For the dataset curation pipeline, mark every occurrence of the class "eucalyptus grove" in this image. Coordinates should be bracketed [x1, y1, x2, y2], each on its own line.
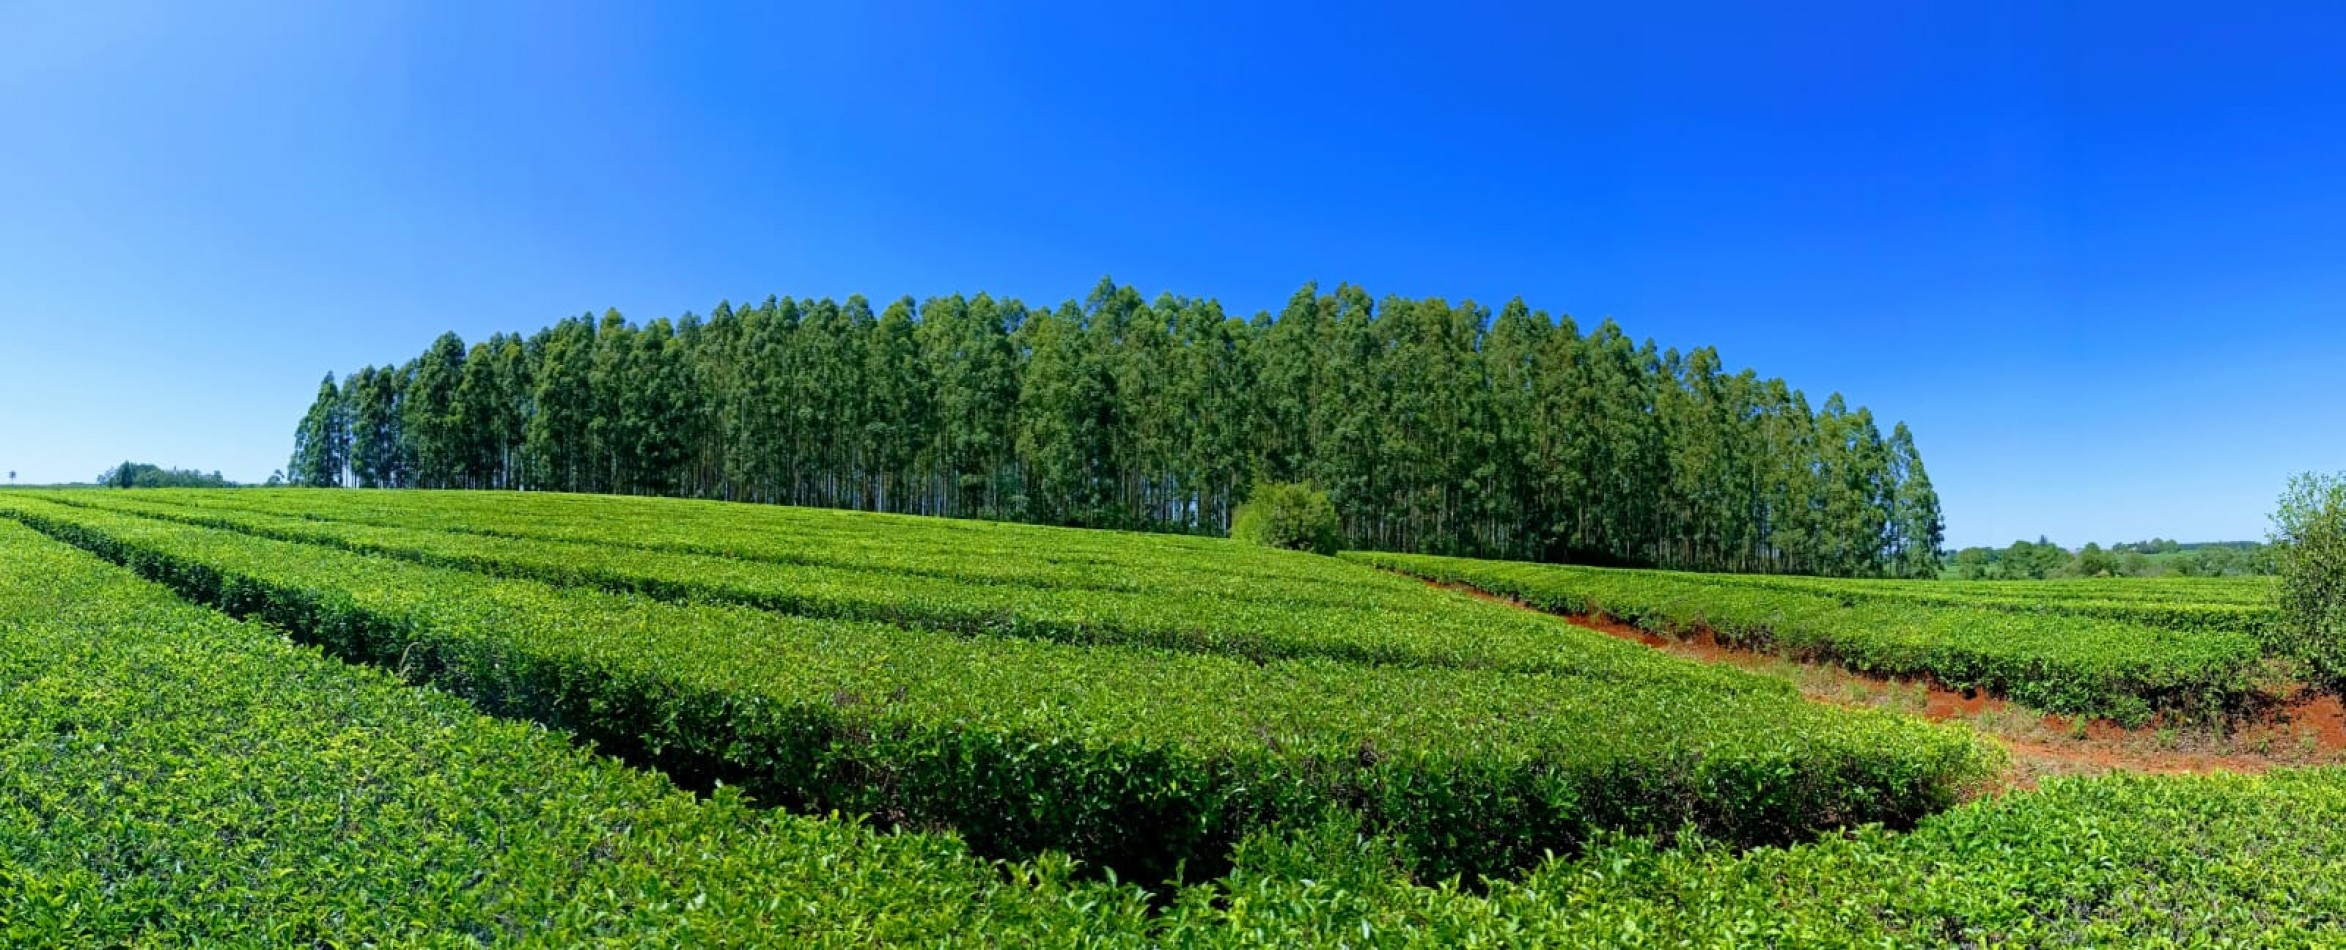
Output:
[289, 278, 1943, 577]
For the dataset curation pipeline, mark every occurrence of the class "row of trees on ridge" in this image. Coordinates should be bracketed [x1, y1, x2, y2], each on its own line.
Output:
[290, 279, 1943, 576]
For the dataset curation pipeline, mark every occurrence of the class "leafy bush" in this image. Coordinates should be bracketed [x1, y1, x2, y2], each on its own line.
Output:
[1231, 481, 1341, 555]
[2271, 472, 2346, 685]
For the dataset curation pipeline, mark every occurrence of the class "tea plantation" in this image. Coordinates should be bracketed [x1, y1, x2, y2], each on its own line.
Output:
[1, 489, 2339, 946]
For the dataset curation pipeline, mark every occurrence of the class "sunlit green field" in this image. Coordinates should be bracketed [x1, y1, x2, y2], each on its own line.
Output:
[1354, 551, 2287, 725]
[1, 488, 2340, 946]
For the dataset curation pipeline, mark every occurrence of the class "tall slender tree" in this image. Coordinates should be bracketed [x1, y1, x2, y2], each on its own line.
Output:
[288, 373, 349, 487]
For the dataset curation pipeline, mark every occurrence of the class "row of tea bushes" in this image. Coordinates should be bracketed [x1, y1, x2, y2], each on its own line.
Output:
[1695, 570, 2278, 635]
[1353, 551, 2284, 725]
[1159, 768, 2346, 946]
[124, 488, 1363, 598]
[0, 495, 1998, 884]
[0, 518, 1156, 946]
[52, 490, 1774, 686]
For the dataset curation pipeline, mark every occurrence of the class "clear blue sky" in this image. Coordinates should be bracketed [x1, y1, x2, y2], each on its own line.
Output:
[2, 1, 2340, 547]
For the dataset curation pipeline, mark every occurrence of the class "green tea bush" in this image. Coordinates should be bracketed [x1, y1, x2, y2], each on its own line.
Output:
[1230, 481, 1341, 555]
[1691, 569, 2280, 635]
[22, 489, 2346, 943]
[52, 489, 1752, 683]
[10, 508, 2346, 943]
[1354, 551, 2281, 725]
[0, 519, 1154, 946]
[1159, 769, 2346, 945]
[0, 494, 1998, 885]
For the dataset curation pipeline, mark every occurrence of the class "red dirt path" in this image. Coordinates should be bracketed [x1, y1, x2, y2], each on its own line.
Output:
[1427, 579, 2346, 790]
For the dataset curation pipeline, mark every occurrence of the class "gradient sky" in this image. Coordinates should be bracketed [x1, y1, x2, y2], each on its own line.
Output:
[2, 1, 2340, 547]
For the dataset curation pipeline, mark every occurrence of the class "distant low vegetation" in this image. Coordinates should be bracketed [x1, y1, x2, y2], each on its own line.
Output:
[95, 462, 236, 489]
[1945, 537, 2276, 579]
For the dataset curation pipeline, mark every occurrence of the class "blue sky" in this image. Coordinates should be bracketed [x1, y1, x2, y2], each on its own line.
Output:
[1, 1, 2340, 547]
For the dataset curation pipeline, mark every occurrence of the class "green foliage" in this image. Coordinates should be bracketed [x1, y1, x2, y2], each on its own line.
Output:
[1947, 537, 2278, 580]
[1356, 551, 2284, 725]
[54, 488, 1689, 679]
[1158, 769, 2346, 945]
[94, 461, 234, 489]
[1701, 567, 2281, 635]
[2075, 541, 2119, 577]
[14, 488, 2346, 940]
[0, 519, 1155, 945]
[1230, 481, 1341, 555]
[2271, 471, 2346, 686]
[2007, 536, 2072, 578]
[286, 280, 1945, 577]
[286, 372, 347, 486]
[0, 491, 1996, 885]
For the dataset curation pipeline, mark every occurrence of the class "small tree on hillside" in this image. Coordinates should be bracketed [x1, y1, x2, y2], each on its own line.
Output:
[2270, 472, 2346, 684]
[1232, 481, 1342, 555]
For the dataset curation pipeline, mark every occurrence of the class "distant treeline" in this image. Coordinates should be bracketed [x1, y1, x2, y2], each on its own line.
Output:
[289, 279, 1943, 577]
[1946, 537, 2276, 579]
[97, 462, 235, 489]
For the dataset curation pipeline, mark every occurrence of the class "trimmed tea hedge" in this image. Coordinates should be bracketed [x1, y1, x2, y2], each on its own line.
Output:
[0, 518, 1154, 946]
[0, 495, 1998, 885]
[118, 487, 1371, 599]
[1695, 570, 2279, 636]
[16, 489, 2346, 945]
[52, 489, 1775, 685]
[1156, 768, 2346, 946]
[1352, 551, 2285, 725]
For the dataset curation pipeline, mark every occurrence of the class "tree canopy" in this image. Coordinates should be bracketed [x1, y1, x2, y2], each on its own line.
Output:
[289, 279, 1944, 577]
[97, 462, 235, 489]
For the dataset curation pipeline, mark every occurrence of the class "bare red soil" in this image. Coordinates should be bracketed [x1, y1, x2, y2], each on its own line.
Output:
[1428, 579, 2346, 790]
